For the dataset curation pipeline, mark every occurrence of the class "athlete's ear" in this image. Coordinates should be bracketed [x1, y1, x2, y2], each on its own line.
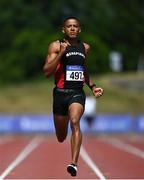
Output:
[62, 27, 65, 33]
[79, 28, 81, 33]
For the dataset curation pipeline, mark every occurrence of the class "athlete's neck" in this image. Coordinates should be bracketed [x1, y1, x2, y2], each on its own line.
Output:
[63, 38, 78, 46]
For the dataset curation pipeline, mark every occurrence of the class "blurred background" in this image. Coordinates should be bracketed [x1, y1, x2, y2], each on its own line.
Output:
[0, 0, 144, 134]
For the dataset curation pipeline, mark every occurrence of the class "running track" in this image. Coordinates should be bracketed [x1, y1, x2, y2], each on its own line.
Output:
[0, 134, 144, 179]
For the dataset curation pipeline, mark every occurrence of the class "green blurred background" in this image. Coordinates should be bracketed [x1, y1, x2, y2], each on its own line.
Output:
[0, 0, 144, 114]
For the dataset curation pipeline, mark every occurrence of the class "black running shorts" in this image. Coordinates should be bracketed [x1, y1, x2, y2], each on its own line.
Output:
[53, 87, 86, 116]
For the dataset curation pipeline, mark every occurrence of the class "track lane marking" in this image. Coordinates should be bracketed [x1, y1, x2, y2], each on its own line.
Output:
[103, 137, 144, 159]
[80, 145, 106, 180]
[0, 136, 43, 180]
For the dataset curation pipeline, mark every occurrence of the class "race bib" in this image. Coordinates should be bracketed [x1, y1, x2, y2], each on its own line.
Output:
[66, 65, 84, 81]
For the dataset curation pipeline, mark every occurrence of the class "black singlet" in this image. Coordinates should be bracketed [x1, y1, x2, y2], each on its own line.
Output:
[54, 40, 86, 89]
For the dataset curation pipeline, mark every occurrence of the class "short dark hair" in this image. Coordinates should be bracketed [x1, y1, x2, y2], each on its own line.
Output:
[63, 16, 80, 26]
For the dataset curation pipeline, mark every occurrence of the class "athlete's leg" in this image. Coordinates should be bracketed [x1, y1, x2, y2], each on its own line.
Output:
[54, 114, 69, 143]
[68, 103, 84, 165]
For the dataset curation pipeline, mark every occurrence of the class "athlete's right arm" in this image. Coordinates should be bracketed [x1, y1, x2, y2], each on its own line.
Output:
[43, 41, 67, 78]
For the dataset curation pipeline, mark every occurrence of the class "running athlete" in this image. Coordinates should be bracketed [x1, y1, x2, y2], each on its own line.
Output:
[43, 17, 104, 176]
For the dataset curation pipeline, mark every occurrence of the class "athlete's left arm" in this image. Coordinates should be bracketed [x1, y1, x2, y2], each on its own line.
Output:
[83, 43, 104, 98]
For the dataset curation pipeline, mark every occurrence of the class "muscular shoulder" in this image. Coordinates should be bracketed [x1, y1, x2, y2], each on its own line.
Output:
[48, 40, 60, 54]
[83, 42, 90, 54]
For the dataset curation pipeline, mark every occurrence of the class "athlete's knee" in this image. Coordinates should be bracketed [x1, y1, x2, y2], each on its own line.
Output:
[56, 134, 67, 143]
[70, 118, 80, 132]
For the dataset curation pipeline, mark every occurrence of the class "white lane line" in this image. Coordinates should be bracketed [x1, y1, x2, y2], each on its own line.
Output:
[104, 137, 144, 159]
[80, 145, 106, 180]
[0, 136, 43, 180]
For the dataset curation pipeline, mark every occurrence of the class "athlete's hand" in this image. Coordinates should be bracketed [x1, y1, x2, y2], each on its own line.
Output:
[60, 42, 68, 54]
[92, 87, 104, 98]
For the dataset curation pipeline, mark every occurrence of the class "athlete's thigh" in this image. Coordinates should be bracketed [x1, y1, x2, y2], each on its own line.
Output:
[68, 103, 84, 124]
[53, 88, 68, 115]
[54, 114, 69, 134]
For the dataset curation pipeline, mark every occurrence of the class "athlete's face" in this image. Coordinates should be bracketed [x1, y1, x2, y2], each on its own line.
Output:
[62, 19, 81, 38]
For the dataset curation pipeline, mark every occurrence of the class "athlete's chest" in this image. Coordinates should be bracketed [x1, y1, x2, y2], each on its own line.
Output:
[62, 44, 85, 65]
[63, 45, 85, 82]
